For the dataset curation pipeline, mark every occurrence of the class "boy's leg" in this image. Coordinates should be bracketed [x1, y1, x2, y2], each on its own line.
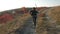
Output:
[33, 16, 37, 27]
[32, 15, 37, 27]
[32, 17, 35, 26]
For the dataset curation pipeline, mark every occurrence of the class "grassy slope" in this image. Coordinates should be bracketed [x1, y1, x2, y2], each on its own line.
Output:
[0, 6, 60, 34]
[36, 6, 60, 34]
[0, 13, 30, 34]
[47, 6, 60, 25]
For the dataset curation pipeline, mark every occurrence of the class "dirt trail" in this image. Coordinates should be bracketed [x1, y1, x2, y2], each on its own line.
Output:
[15, 17, 36, 34]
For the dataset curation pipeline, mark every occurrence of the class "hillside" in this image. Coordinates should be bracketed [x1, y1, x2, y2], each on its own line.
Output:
[36, 6, 60, 34]
[0, 6, 60, 34]
[47, 6, 60, 25]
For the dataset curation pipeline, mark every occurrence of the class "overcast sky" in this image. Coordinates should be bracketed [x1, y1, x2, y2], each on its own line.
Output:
[0, 0, 60, 11]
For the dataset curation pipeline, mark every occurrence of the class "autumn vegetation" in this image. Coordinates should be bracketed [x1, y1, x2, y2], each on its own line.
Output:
[0, 6, 60, 34]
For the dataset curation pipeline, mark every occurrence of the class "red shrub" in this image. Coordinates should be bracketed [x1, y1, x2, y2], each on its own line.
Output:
[21, 7, 28, 13]
[39, 13, 45, 17]
[0, 13, 13, 24]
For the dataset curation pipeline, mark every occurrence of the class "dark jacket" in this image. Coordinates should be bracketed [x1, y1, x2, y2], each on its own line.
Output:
[30, 10, 38, 16]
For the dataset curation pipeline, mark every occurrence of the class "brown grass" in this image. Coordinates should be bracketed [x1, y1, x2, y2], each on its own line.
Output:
[47, 6, 60, 25]
[36, 6, 60, 34]
[0, 13, 30, 34]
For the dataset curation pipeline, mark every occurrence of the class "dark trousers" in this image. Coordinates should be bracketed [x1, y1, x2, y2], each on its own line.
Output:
[32, 15, 37, 26]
